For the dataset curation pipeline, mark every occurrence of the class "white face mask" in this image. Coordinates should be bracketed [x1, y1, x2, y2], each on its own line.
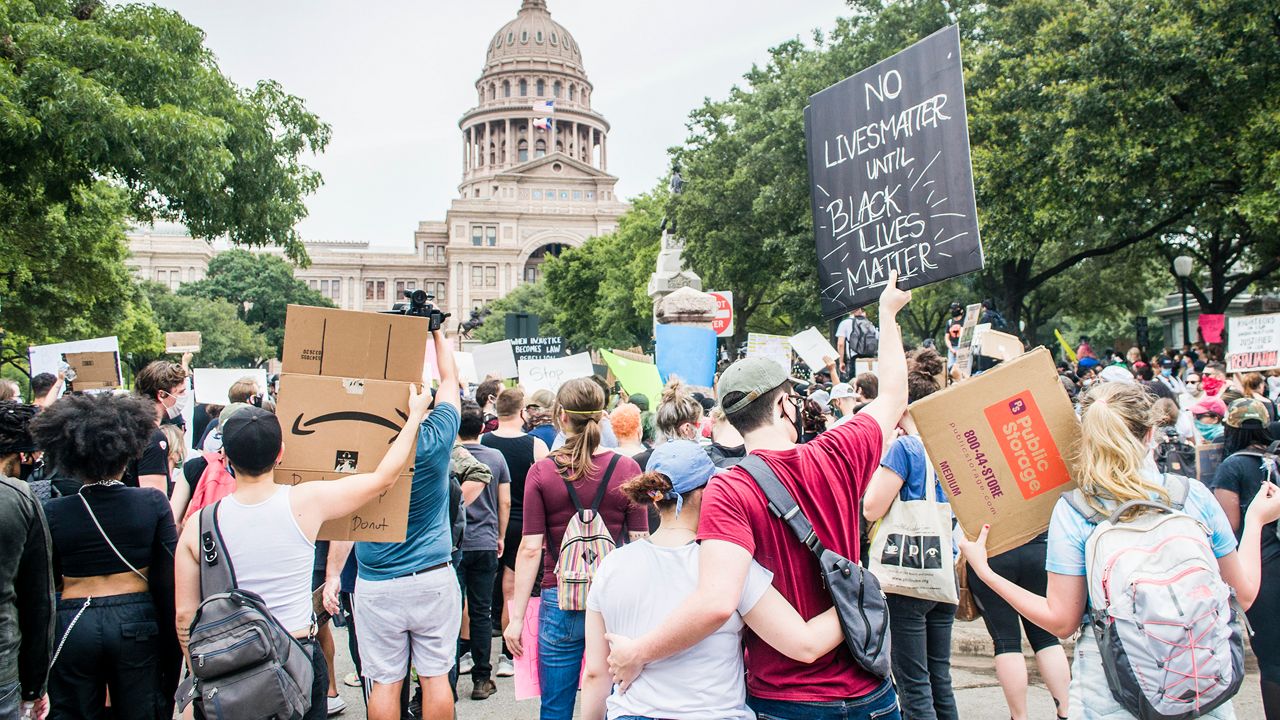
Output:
[163, 389, 189, 419]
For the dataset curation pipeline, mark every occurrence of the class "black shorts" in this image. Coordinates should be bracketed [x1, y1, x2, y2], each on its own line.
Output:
[500, 524, 521, 571]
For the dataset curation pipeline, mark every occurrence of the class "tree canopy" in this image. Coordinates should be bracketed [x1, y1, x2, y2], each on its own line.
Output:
[134, 281, 272, 370]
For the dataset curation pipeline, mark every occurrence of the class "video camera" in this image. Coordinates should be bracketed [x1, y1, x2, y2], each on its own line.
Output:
[384, 289, 450, 332]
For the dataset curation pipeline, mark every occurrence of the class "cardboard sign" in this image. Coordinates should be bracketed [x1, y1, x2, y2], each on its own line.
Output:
[275, 375, 414, 475]
[910, 348, 1080, 556]
[746, 333, 793, 374]
[28, 336, 119, 378]
[1226, 314, 1280, 372]
[510, 336, 566, 362]
[973, 328, 1024, 362]
[193, 368, 269, 405]
[518, 353, 594, 395]
[805, 25, 983, 317]
[277, 469, 412, 543]
[63, 351, 122, 390]
[654, 324, 717, 389]
[472, 340, 519, 379]
[790, 327, 840, 371]
[281, 305, 428, 383]
[953, 303, 983, 377]
[708, 291, 735, 338]
[165, 332, 202, 354]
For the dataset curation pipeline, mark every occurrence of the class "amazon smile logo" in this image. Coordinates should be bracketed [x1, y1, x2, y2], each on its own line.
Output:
[290, 409, 410, 443]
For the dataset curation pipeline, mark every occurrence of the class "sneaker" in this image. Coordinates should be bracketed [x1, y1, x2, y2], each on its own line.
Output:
[326, 695, 347, 716]
[471, 678, 497, 700]
[496, 657, 515, 678]
[458, 651, 474, 674]
[342, 671, 361, 688]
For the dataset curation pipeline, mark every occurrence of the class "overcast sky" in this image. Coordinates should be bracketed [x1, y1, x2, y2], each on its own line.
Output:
[148, 0, 850, 248]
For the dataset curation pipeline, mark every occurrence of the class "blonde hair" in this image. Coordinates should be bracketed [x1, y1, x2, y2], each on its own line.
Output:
[159, 423, 187, 470]
[655, 379, 703, 440]
[1076, 383, 1169, 518]
[551, 378, 606, 482]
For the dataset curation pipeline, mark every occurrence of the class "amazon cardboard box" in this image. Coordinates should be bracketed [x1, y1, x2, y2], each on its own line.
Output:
[63, 351, 122, 390]
[282, 305, 428, 382]
[910, 347, 1081, 556]
[277, 469, 412, 543]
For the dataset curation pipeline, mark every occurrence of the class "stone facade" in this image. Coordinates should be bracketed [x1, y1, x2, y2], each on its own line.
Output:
[126, 0, 627, 317]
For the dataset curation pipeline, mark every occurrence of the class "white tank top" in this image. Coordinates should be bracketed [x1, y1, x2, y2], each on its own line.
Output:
[216, 485, 315, 632]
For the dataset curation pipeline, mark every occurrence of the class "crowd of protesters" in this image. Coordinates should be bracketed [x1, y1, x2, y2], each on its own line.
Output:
[3, 274, 1280, 720]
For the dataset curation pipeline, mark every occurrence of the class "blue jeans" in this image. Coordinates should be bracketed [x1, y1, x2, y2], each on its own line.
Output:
[749, 678, 901, 720]
[537, 587, 585, 720]
[0, 681, 19, 720]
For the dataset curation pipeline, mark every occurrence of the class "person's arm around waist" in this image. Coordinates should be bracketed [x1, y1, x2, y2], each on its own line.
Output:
[744, 589, 843, 664]
[605, 538, 751, 692]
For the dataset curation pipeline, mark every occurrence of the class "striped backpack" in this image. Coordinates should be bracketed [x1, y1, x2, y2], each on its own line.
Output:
[553, 454, 622, 611]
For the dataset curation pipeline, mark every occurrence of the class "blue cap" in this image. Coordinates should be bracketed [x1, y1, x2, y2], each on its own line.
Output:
[644, 439, 721, 516]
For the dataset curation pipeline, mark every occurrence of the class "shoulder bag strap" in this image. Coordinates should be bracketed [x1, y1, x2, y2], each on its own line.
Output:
[738, 454, 827, 558]
[1163, 473, 1191, 510]
[198, 501, 237, 597]
[1062, 489, 1106, 526]
[79, 493, 147, 582]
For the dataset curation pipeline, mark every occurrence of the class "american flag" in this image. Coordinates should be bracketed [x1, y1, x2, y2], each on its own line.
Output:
[531, 99, 555, 114]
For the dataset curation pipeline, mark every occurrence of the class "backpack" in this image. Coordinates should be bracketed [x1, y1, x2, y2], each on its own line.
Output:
[738, 455, 892, 679]
[176, 503, 315, 719]
[448, 471, 466, 553]
[1064, 475, 1245, 719]
[1153, 429, 1197, 477]
[847, 317, 880, 359]
[553, 454, 622, 611]
[184, 452, 237, 523]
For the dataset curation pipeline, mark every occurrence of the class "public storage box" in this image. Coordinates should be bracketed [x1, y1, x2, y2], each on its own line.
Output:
[910, 347, 1081, 557]
[281, 305, 428, 382]
[275, 468, 412, 543]
[64, 351, 121, 389]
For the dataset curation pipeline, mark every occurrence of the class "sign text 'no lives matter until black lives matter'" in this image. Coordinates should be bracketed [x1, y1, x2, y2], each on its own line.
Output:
[805, 24, 985, 317]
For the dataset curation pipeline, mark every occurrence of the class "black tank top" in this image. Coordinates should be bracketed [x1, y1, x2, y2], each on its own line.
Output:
[480, 433, 536, 520]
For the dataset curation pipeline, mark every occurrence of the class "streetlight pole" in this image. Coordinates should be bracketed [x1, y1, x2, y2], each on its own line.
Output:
[1173, 256, 1193, 348]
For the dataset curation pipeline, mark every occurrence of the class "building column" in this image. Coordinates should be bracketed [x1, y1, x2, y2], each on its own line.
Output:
[504, 118, 511, 166]
[527, 117, 534, 160]
[461, 132, 468, 174]
[467, 125, 474, 172]
[570, 121, 578, 160]
[602, 132, 607, 171]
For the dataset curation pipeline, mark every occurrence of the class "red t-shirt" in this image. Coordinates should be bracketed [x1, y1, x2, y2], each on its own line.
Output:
[523, 450, 648, 589]
[698, 412, 884, 702]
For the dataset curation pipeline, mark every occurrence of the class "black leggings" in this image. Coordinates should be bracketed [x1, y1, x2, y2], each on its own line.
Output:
[1247, 555, 1280, 685]
[48, 593, 162, 720]
[967, 539, 1061, 655]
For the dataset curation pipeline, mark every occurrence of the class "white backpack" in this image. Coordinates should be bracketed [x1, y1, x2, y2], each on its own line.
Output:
[1065, 474, 1246, 719]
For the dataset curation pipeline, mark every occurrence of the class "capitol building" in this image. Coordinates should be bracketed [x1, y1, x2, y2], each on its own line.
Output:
[127, 0, 628, 316]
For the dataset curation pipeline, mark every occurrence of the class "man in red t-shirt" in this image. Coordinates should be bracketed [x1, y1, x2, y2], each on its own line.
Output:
[606, 272, 911, 720]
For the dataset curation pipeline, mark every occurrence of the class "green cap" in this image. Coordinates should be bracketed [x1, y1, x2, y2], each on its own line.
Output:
[1225, 398, 1269, 428]
[718, 357, 790, 415]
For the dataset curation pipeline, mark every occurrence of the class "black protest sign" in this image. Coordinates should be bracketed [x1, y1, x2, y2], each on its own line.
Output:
[510, 336, 566, 362]
[805, 24, 983, 317]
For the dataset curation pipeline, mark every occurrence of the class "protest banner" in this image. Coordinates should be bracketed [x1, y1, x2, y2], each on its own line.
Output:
[511, 336, 567, 362]
[911, 348, 1081, 556]
[28, 336, 120, 378]
[165, 332, 202, 354]
[708, 291, 734, 338]
[63, 351, 122, 390]
[472, 340, 519, 379]
[805, 24, 984, 317]
[601, 349, 664, 402]
[518, 353, 594, 395]
[1199, 314, 1226, 345]
[654, 324, 717, 389]
[193, 368, 269, 405]
[1226, 314, 1280, 372]
[455, 352, 479, 385]
[746, 333, 792, 374]
[790, 327, 840, 372]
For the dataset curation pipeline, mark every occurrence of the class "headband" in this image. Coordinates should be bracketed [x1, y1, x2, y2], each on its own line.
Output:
[562, 408, 605, 416]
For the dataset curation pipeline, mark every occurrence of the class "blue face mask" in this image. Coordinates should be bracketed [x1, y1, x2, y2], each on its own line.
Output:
[1162, 368, 1173, 377]
[1195, 420, 1223, 441]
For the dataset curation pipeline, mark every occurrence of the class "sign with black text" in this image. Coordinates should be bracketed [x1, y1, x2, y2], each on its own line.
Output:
[805, 24, 983, 317]
[510, 336, 567, 362]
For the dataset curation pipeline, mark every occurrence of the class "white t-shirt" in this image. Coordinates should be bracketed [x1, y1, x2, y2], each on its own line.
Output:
[585, 540, 773, 720]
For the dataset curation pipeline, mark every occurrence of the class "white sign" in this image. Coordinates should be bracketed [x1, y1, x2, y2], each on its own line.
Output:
[28, 336, 121, 379]
[455, 352, 479, 385]
[193, 368, 269, 405]
[708, 291, 734, 338]
[518, 353, 594, 395]
[472, 340, 519, 379]
[790, 327, 840, 372]
[746, 333, 792, 374]
[1227, 314, 1280, 373]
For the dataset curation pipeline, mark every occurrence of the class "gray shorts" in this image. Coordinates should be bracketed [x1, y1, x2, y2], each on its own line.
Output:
[354, 566, 461, 684]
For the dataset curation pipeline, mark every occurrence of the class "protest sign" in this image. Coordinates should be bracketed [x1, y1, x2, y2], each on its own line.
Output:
[1199, 314, 1226, 345]
[746, 333, 793, 374]
[708, 291, 734, 338]
[455, 352, 479, 385]
[193, 368, 269, 405]
[654, 324, 717, 389]
[601, 349, 664, 402]
[472, 340, 519, 379]
[282, 305, 428, 383]
[1226, 314, 1280, 372]
[805, 24, 983, 317]
[1196, 443, 1225, 487]
[952, 303, 983, 377]
[28, 336, 120, 378]
[973, 328, 1023, 362]
[511, 336, 566, 362]
[63, 351, 122, 390]
[911, 348, 1080, 556]
[518, 353, 594, 395]
[165, 332, 202, 354]
[790, 327, 840, 371]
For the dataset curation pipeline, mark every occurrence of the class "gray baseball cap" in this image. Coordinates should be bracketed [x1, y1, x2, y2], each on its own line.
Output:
[718, 357, 790, 415]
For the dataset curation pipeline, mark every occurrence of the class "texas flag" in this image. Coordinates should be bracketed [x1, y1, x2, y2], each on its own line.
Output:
[533, 117, 554, 130]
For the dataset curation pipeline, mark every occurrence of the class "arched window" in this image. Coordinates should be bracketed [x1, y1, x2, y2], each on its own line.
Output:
[489, 142, 497, 165]
[550, 32, 558, 46]
[503, 80, 511, 98]
[535, 139, 546, 159]
[569, 84, 577, 101]
[519, 79, 527, 96]
[553, 81, 562, 98]
[536, 79, 545, 96]
[520, 30, 528, 43]
[518, 139, 528, 163]
[535, 31, 543, 43]
[488, 84, 495, 101]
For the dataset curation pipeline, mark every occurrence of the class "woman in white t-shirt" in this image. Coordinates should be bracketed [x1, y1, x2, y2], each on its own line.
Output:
[581, 440, 844, 720]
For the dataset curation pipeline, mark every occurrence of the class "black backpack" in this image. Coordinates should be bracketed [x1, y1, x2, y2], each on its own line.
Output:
[1153, 429, 1196, 476]
[449, 471, 466, 553]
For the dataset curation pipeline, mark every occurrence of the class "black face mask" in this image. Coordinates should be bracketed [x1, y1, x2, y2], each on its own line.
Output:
[784, 396, 806, 444]
[18, 458, 38, 481]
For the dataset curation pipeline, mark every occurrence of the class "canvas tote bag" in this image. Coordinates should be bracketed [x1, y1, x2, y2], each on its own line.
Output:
[868, 454, 958, 604]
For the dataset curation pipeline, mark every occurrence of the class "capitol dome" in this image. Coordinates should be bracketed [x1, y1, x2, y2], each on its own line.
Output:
[485, 0, 584, 75]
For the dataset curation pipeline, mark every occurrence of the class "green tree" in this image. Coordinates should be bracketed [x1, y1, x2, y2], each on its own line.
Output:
[0, 0, 329, 353]
[468, 280, 559, 344]
[179, 250, 333, 357]
[134, 281, 271, 369]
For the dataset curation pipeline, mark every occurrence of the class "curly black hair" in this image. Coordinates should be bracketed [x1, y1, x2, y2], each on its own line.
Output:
[30, 392, 157, 483]
[0, 402, 38, 455]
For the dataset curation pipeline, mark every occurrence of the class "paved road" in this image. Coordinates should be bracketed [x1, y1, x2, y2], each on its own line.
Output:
[326, 628, 1263, 719]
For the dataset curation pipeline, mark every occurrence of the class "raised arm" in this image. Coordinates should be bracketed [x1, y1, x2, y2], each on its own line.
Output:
[860, 270, 911, 448]
[433, 330, 459, 411]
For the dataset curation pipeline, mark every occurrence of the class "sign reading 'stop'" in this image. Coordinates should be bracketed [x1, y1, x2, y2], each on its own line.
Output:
[805, 24, 984, 317]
